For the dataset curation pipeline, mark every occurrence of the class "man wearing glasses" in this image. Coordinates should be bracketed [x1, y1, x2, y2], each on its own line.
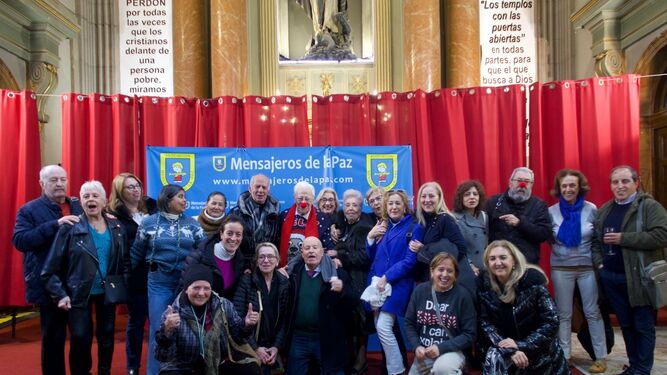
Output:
[485, 167, 551, 264]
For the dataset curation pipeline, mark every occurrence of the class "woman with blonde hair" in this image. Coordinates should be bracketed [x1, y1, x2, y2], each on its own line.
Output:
[317, 187, 340, 221]
[477, 240, 568, 374]
[107, 173, 157, 375]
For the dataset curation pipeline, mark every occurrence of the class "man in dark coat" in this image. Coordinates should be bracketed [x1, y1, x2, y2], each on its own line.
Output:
[230, 174, 281, 269]
[285, 236, 356, 375]
[485, 167, 552, 264]
[12, 165, 83, 375]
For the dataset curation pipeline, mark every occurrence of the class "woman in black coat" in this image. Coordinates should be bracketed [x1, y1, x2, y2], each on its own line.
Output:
[185, 215, 247, 299]
[477, 240, 569, 375]
[106, 172, 157, 375]
[233, 242, 290, 375]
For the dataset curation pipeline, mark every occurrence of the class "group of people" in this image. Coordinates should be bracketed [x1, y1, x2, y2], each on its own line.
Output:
[12, 164, 667, 375]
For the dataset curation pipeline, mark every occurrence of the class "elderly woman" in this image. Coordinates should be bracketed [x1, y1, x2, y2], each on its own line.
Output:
[365, 187, 385, 223]
[405, 253, 476, 375]
[185, 215, 247, 299]
[412, 182, 471, 290]
[452, 180, 488, 275]
[131, 184, 205, 375]
[41, 181, 129, 375]
[233, 243, 290, 375]
[156, 263, 260, 375]
[107, 173, 157, 375]
[549, 169, 606, 373]
[279, 181, 333, 266]
[196, 191, 227, 236]
[316, 187, 340, 221]
[367, 189, 424, 375]
[477, 240, 569, 374]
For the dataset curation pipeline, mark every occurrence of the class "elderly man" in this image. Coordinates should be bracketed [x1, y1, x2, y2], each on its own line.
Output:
[279, 181, 333, 266]
[230, 174, 281, 269]
[485, 167, 551, 264]
[592, 166, 667, 375]
[12, 165, 83, 375]
[286, 236, 355, 375]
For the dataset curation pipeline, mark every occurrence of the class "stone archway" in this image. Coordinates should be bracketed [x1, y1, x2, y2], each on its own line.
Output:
[0, 58, 20, 90]
[634, 29, 667, 207]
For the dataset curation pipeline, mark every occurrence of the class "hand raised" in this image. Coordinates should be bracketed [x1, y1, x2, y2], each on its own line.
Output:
[245, 303, 260, 326]
[163, 305, 181, 335]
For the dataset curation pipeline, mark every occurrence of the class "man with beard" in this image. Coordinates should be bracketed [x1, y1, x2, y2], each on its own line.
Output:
[12, 165, 83, 375]
[485, 167, 551, 264]
[231, 174, 281, 270]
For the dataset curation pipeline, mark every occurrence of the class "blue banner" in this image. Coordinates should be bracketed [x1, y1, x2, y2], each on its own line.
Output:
[146, 146, 413, 217]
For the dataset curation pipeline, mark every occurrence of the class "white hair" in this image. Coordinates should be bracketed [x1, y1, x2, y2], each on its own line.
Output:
[39, 165, 66, 182]
[293, 181, 315, 197]
[79, 180, 107, 199]
[342, 189, 363, 204]
[509, 167, 534, 182]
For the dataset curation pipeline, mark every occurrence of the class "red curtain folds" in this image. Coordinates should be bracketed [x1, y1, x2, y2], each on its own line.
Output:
[311, 94, 373, 146]
[242, 96, 309, 147]
[0, 90, 41, 306]
[195, 97, 244, 147]
[529, 75, 641, 208]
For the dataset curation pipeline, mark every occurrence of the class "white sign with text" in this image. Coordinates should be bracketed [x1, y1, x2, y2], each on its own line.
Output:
[479, 0, 536, 86]
[119, 0, 173, 96]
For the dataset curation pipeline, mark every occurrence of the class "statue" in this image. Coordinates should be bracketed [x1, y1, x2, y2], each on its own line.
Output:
[294, 0, 356, 61]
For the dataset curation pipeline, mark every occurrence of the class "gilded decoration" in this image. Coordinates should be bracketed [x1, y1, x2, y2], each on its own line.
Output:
[594, 49, 626, 76]
[286, 74, 307, 96]
[319, 73, 334, 96]
[349, 73, 368, 93]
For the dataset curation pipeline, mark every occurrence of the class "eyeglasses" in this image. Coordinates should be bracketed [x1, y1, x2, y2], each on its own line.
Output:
[258, 254, 277, 261]
[367, 196, 382, 204]
[320, 198, 336, 203]
[511, 179, 533, 184]
[124, 184, 142, 191]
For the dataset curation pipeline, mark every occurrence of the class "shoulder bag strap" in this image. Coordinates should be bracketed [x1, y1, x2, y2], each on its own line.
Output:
[430, 287, 454, 339]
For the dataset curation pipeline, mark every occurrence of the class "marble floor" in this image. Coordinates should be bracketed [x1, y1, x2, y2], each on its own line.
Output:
[569, 327, 667, 374]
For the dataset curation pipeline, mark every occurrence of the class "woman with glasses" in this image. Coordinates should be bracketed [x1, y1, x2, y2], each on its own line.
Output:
[233, 242, 290, 375]
[131, 184, 205, 375]
[185, 215, 247, 299]
[107, 173, 157, 375]
[195, 191, 227, 236]
[367, 189, 424, 375]
[365, 187, 385, 223]
[317, 187, 340, 222]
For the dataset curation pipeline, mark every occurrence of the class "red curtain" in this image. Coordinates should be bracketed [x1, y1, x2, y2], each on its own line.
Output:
[311, 94, 373, 146]
[195, 97, 244, 147]
[529, 75, 641, 208]
[0, 90, 41, 306]
[242, 96, 309, 147]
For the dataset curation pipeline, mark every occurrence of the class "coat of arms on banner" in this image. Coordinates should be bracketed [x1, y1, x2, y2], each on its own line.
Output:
[212, 156, 227, 172]
[366, 154, 398, 190]
[160, 153, 196, 190]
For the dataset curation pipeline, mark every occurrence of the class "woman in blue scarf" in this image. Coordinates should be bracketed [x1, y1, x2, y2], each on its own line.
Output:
[548, 169, 607, 373]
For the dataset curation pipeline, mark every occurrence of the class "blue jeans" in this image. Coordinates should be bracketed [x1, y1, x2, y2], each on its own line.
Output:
[286, 332, 344, 375]
[125, 289, 148, 370]
[600, 268, 655, 374]
[552, 268, 607, 360]
[147, 269, 180, 375]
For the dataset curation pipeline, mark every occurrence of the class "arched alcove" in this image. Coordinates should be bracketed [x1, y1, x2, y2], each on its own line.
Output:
[0, 58, 20, 91]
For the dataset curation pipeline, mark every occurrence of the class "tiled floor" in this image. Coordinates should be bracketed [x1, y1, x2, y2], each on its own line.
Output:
[569, 327, 667, 374]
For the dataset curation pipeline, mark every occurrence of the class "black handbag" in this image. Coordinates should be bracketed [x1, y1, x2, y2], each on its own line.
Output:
[103, 274, 128, 305]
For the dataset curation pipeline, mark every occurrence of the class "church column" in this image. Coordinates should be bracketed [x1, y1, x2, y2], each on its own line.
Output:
[444, 0, 480, 88]
[173, 0, 209, 97]
[210, 0, 248, 97]
[403, 0, 441, 91]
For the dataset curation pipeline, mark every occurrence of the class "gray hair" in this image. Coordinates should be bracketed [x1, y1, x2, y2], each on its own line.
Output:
[343, 189, 363, 204]
[293, 181, 315, 197]
[250, 173, 270, 187]
[610, 165, 639, 182]
[509, 167, 534, 182]
[39, 165, 66, 182]
[79, 180, 107, 200]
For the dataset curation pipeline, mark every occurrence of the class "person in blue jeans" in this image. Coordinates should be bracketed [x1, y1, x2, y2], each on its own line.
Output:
[131, 184, 205, 375]
[592, 165, 667, 375]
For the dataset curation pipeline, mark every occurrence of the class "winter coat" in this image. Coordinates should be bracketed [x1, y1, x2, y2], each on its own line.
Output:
[41, 215, 129, 308]
[592, 192, 667, 307]
[233, 269, 290, 351]
[106, 197, 157, 293]
[230, 191, 281, 268]
[184, 234, 246, 299]
[13, 195, 83, 304]
[366, 214, 423, 316]
[453, 211, 488, 270]
[485, 192, 552, 264]
[333, 212, 373, 296]
[286, 261, 357, 373]
[477, 268, 569, 375]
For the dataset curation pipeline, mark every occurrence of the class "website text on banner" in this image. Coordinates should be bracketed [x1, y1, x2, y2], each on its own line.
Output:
[146, 146, 414, 217]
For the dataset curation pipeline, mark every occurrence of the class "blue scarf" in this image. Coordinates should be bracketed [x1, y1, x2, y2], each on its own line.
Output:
[556, 196, 584, 247]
